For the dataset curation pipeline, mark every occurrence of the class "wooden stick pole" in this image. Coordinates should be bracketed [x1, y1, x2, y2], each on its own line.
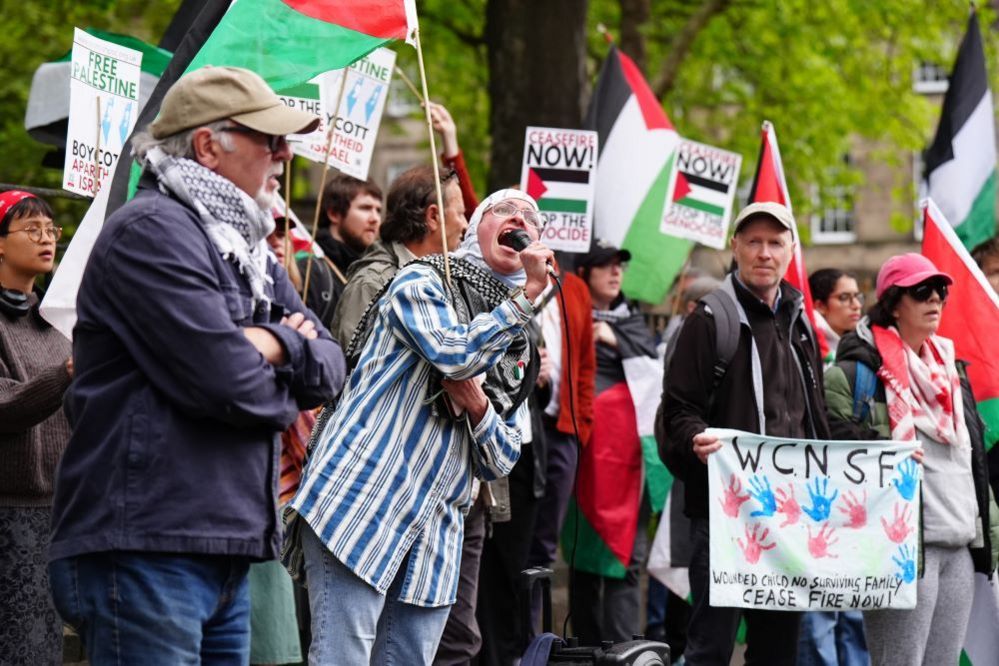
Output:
[413, 29, 451, 285]
[283, 161, 292, 272]
[301, 69, 350, 300]
[94, 98, 102, 195]
[393, 66, 425, 105]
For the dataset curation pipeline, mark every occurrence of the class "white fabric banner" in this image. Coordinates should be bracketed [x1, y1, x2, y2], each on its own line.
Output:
[707, 428, 920, 611]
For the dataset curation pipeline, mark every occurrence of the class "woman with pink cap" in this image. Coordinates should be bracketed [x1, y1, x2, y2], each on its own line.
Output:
[823, 253, 997, 666]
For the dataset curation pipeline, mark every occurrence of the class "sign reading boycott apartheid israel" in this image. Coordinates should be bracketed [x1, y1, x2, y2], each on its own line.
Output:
[282, 48, 395, 180]
[63, 28, 142, 197]
[660, 140, 741, 249]
[519, 127, 598, 253]
[706, 428, 920, 611]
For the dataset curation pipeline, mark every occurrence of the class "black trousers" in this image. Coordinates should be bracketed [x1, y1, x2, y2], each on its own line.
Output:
[475, 445, 541, 666]
[685, 518, 801, 666]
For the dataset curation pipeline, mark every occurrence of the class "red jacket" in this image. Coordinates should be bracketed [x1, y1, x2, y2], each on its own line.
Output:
[553, 271, 595, 445]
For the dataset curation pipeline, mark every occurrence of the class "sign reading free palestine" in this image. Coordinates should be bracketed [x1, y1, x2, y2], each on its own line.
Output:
[660, 140, 741, 249]
[519, 127, 599, 253]
[63, 28, 142, 197]
[280, 47, 395, 181]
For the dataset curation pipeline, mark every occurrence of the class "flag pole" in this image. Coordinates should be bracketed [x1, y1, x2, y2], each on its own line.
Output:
[302, 69, 350, 300]
[283, 160, 292, 272]
[94, 98, 102, 196]
[413, 28, 451, 286]
[393, 66, 425, 104]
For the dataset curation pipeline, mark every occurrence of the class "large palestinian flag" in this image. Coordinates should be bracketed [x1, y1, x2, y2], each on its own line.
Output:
[41, 0, 418, 337]
[561, 311, 670, 578]
[923, 9, 997, 250]
[584, 46, 689, 304]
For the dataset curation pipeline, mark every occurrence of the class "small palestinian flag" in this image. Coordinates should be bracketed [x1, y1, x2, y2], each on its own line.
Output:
[526, 166, 591, 215]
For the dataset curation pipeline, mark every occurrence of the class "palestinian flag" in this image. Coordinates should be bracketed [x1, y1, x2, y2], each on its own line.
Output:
[921, 199, 999, 448]
[561, 311, 670, 578]
[526, 167, 591, 214]
[584, 46, 689, 304]
[748, 121, 829, 358]
[190, 0, 416, 92]
[923, 9, 997, 251]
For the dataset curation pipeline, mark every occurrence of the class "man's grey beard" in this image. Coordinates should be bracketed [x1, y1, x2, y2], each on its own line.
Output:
[255, 167, 284, 211]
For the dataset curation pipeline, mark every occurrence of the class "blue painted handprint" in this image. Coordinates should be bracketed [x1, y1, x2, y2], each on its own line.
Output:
[893, 544, 916, 584]
[802, 477, 839, 522]
[748, 475, 777, 517]
[892, 458, 919, 501]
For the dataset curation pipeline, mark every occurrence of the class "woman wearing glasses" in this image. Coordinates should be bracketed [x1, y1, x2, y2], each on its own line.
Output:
[823, 253, 996, 666]
[0, 190, 72, 664]
[809, 268, 864, 364]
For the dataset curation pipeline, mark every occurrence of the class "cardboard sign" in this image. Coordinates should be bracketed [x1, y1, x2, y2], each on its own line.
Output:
[707, 428, 920, 611]
[63, 28, 142, 197]
[286, 48, 395, 180]
[660, 140, 741, 249]
[519, 127, 598, 253]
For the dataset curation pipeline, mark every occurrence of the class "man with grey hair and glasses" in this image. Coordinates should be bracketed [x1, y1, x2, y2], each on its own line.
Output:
[48, 66, 345, 663]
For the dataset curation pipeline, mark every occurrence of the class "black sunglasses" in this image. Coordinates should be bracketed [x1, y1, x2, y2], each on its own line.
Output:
[218, 126, 285, 153]
[906, 279, 949, 302]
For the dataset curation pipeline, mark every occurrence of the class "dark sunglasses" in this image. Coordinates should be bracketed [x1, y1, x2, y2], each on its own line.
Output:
[906, 280, 949, 302]
[218, 126, 285, 153]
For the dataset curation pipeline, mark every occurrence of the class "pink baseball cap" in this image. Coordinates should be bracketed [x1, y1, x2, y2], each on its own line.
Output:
[876, 253, 953, 298]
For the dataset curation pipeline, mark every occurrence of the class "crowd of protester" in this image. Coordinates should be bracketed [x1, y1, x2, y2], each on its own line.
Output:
[2, 64, 999, 666]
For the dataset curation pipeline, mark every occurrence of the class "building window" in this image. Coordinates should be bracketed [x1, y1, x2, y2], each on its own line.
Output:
[914, 62, 949, 94]
[912, 150, 926, 240]
[811, 156, 857, 244]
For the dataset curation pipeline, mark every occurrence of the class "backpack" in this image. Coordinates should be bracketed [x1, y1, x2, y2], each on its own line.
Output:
[655, 290, 741, 480]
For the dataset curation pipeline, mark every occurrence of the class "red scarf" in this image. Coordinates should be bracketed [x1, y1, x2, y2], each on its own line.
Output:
[872, 325, 967, 447]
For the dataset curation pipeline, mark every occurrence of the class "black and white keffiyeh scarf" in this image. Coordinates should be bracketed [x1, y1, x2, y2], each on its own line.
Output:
[145, 146, 275, 314]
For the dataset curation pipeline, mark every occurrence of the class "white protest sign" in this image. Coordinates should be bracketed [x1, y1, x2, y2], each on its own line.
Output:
[707, 428, 920, 611]
[296, 48, 395, 180]
[278, 80, 326, 161]
[63, 28, 142, 197]
[519, 127, 598, 253]
[660, 140, 741, 249]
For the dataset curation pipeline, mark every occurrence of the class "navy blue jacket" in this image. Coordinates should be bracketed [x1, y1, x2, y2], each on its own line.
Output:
[50, 183, 345, 562]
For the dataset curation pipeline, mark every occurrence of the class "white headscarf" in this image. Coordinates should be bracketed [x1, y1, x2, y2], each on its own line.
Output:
[453, 188, 540, 288]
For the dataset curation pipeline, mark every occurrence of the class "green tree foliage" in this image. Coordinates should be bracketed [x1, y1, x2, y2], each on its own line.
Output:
[0, 0, 179, 231]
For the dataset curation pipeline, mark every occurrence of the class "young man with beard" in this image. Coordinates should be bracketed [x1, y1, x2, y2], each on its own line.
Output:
[298, 173, 383, 331]
[47, 66, 345, 663]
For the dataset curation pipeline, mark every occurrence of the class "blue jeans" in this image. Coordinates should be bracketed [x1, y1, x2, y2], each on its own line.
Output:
[797, 611, 869, 666]
[49, 551, 250, 665]
[301, 522, 451, 665]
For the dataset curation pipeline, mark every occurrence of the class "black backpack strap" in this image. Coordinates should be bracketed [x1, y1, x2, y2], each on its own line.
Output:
[701, 290, 741, 389]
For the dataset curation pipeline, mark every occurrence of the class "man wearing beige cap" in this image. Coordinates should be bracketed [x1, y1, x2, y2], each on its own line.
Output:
[48, 66, 345, 664]
[659, 201, 830, 665]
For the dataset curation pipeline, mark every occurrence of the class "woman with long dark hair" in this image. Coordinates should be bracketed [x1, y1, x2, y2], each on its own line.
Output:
[823, 253, 996, 665]
[0, 190, 72, 664]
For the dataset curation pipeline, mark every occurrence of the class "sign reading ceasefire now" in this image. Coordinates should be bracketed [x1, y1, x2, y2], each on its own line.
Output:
[660, 140, 741, 249]
[707, 428, 920, 611]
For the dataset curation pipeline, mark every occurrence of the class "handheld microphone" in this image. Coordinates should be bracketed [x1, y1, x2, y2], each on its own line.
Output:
[499, 230, 555, 275]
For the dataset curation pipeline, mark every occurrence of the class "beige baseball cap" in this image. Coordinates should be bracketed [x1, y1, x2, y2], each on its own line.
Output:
[149, 66, 320, 139]
[732, 201, 796, 235]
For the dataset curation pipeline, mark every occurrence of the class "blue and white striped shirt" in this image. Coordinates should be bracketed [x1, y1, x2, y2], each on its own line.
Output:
[289, 262, 526, 607]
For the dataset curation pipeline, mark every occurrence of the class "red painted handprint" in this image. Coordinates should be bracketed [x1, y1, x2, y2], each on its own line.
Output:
[837, 489, 867, 529]
[807, 523, 839, 559]
[718, 474, 750, 518]
[880, 502, 914, 544]
[737, 524, 776, 564]
[775, 484, 801, 527]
